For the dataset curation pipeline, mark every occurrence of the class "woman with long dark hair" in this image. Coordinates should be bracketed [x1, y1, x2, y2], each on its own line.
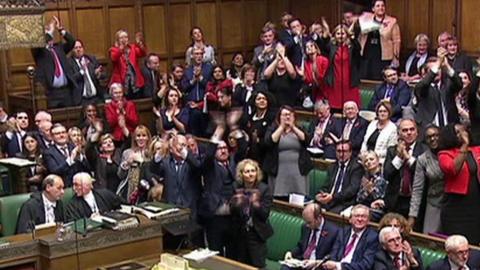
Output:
[17, 132, 46, 191]
[185, 27, 216, 66]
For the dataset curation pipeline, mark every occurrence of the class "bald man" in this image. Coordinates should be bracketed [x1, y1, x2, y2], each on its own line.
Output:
[65, 172, 123, 221]
[16, 174, 66, 233]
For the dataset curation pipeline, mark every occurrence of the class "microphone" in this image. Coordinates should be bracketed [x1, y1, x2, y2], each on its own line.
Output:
[312, 254, 331, 270]
[26, 66, 36, 78]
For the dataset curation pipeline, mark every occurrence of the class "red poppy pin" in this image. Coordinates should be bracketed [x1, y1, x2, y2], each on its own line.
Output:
[321, 231, 328, 237]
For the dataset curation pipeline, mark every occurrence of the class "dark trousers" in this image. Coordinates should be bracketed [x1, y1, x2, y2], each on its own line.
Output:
[234, 227, 267, 268]
[47, 86, 73, 108]
[205, 215, 234, 259]
[188, 108, 207, 137]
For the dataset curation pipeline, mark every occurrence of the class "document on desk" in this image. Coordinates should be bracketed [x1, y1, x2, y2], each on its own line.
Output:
[183, 248, 219, 262]
[131, 205, 180, 219]
[279, 258, 305, 268]
[0, 157, 36, 167]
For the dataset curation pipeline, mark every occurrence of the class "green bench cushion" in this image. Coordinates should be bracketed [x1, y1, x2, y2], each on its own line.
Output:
[267, 211, 304, 262]
[0, 192, 31, 236]
[419, 247, 446, 268]
[308, 169, 328, 198]
[360, 89, 375, 110]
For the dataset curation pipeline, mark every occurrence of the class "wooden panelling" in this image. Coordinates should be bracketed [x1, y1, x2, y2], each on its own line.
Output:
[143, 5, 167, 55]
[220, 2, 243, 49]
[245, 1, 267, 46]
[405, 0, 429, 50]
[109, 6, 136, 44]
[169, 4, 192, 54]
[195, 3, 217, 48]
[460, 0, 480, 54]
[266, 0, 289, 22]
[76, 8, 106, 59]
[432, 0, 456, 48]
[8, 48, 33, 67]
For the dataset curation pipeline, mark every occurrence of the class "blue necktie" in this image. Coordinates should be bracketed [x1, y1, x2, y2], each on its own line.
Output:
[333, 163, 345, 193]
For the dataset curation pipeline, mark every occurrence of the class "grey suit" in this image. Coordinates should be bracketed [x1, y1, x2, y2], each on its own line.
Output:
[252, 43, 277, 81]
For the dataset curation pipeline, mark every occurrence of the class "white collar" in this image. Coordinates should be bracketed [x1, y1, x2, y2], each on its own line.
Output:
[42, 193, 57, 209]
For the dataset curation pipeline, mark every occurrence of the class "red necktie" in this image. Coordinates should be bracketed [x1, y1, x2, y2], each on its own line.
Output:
[401, 146, 412, 196]
[50, 47, 62, 77]
[343, 233, 358, 258]
[303, 229, 318, 259]
[394, 255, 402, 268]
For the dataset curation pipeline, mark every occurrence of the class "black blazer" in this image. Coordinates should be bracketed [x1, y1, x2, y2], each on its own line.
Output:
[16, 192, 65, 233]
[332, 116, 369, 156]
[374, 248, 424, 270]
[65, 189, 123, 221]
[368, 80, 412, 122]
[43, 143, 91, 187]
[291, 220, 340, 260]
[383, 143, 426, 213]
[330, 226, 379, 270]
[414, 70, 462, 127]
[263, 124, 313, 177]
[307, 116, 339, 159]
[85, 140, 122, 191]
[321, 158, 364, 213]
[68, 54, 103, 105]
[31, 31, 77, 91]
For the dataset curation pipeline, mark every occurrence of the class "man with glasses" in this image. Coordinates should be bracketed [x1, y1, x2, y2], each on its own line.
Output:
[428, 235, 478, 270]
[3, 111, 29, 157]
[408, 125, 444, 233]
[368, 66, 411, 122]
[315, 141, 363, 213]
[43, 123, 90, 187]
[374, 226, 422, 269]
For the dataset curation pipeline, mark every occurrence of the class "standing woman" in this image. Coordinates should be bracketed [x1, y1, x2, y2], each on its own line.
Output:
[17, 132, 47, 192]
[109, 29, 147, 99]
[360, 100, 398, 164]
[264, 105, 313, 199]
[319, 22, 362, 110]
[185, 27, 216, 66]
[456, 71, 472, 126]
[78, 103, 109, 142]
[155, 88, 189, 135]
[358, 0, 401, 80]
[230, 159, 273, 268]
[105, 83, 139, 146]
[297, 40, 329, 104]
[438, 124, 480, 244]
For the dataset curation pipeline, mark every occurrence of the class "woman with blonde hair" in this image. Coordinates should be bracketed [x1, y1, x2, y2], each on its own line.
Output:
[105, 83, 139, 145]
[230, 159, 273, 268]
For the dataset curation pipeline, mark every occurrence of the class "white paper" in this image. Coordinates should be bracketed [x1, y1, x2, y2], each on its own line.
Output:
[0, 157, 36, 167]
[183, 248, 219, 262]
[289, 193, 305, 207]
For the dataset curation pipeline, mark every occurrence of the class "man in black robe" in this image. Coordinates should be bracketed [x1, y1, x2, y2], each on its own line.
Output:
[16, 174, 66, 234]
[66, 172, 123, 221]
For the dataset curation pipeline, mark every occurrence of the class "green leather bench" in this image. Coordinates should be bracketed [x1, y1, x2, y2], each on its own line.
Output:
[0, 188, 74, 236]
[265, 210, 446, 270]
[360, 88, 375, 110]
[308, 169, 328, 198]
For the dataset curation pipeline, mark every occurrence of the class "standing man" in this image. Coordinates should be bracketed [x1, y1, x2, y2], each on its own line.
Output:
[252, 26, 277, 84]
[3, 111, 29, 157]
[142, 53, 162, 99]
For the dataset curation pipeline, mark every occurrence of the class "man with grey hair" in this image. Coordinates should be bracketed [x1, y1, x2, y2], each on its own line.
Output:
[65, 172, 122, 220]
[428, 235, 477, 270]
[16, 174, 66, 233]
[34, 110, 54, 150]
[308, 100, 338, 159]
[333, 101, 368, 156]
[374, 226, 422, 269]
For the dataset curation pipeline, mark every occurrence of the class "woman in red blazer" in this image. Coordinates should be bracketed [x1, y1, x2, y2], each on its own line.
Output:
[104, 83, 139, 145]
[438, 123, 480, 244]
[109, 29, 147, 98]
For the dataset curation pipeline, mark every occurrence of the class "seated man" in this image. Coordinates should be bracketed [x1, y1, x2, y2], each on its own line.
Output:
[323, 204, 379, 270]
[374, 226, 422, 269]
[316, 141, 363, 213]
[282, 203, 339, 270]
[308, 100, 338, 159]
[16, 174, 66, 234]
[332, 101, 368, 157]
[368, 67, 411, 122]
[428, 235, 477, 270]
[66, 172, 122, 221]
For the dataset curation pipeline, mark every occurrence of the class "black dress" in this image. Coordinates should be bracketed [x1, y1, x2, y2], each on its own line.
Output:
[441, 152, 480, 244]
[361, 18, 390, 80]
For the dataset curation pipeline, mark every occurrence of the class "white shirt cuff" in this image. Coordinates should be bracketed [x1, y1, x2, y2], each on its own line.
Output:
[431, 66, 440, 74]
[392, 156, 404, 170]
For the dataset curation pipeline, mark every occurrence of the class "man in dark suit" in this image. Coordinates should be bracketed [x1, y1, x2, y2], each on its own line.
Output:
[141, 53, 161, 100]
[428, 235, 478, 270]
[374, 226, 423, 270]
[151, 134, 203, 219]
[280, 17, 306, 68]
[368, 67, 412, 122]
[379, 119, 426, 218]
[316, 141, 363, 213]
[308, 100, 339, 159]
[31, 16, 77, 108]
[66, 172, 123, 221]
[282, 203, 340, 270]
[333, 101, 369, 156]
[414, 50, 462, 131]
[16, 174, 66, 233]
[69, 40, 104, 105]
[323, 205, 379, 270]
[3, 111, 29, 157]
[43, 123, 90, 187]
[446, 37, 473, 74]
[33, 111, 54, 151]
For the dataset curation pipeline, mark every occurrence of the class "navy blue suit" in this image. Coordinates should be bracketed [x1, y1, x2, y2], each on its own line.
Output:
[330, 226, 379, 270]
[43, 144, 91, 187]
[2, 131, 23, 157]
[307, 116, 339, 159]
[368, 80, 411, 122]
[292, 220, 340, 260]
[280, 32, 306, 67]
[331, 116, 369, 156]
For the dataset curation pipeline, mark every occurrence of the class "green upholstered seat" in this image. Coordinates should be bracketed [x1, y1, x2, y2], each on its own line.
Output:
[0, 192, 31, 236]
[360, 89, 375, 110]
[266, 211, 304, 269]
[62, 187, 74, 205]
[308, 169, 328, 198]
[418, 247, 446, 268]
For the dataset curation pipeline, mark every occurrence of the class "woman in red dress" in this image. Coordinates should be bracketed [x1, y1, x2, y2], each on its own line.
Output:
[319, 23, 361, 110]
[297, 40, 329, 103]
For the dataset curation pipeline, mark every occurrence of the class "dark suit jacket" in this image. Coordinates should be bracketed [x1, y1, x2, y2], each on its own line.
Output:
[151, 152, 203, 217]
[330, 226, 379, 270]
[414, 70, 462, 127]
[427, 256, 479, 270]
[33, 130, 53, 151]
[31, 32, 77, 92]
[2, 131, 23, 157]
[141, 65, 160, 102]
[448, 53, 473, 74]
[280, 32, 305, 67]
[383, 143, 426, 214]
[69, 54, 103, 105]
[321, 158, 364, 213]
[332, 117, 369, 156]
[65, 189, 123, 221]
[16, 192, 65, 233]
[374, 248, 423, 270]
[85, 141, 122, 191]
[368, 80, 412, 122]
[43, 143, 91, 187]
[291, 220, 340, 260]
[307, 116, 339, 159]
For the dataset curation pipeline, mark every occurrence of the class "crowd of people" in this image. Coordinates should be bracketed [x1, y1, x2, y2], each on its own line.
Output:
[2, 0, 480, 268]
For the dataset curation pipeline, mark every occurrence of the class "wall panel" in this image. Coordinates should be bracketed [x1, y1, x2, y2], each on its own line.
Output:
[109, 6, 136, 44]
[195, 2, 217, 48]
[461, 0, 480, 53]
[432, 0, 456, 48]
[405, 0, 429, 49]
[76, 8, 106, 59]
[245, 1, 268, 47]
[143, 5, 167, 55]
[220, 1, 243, 49]
[169, 4, 192, 54]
